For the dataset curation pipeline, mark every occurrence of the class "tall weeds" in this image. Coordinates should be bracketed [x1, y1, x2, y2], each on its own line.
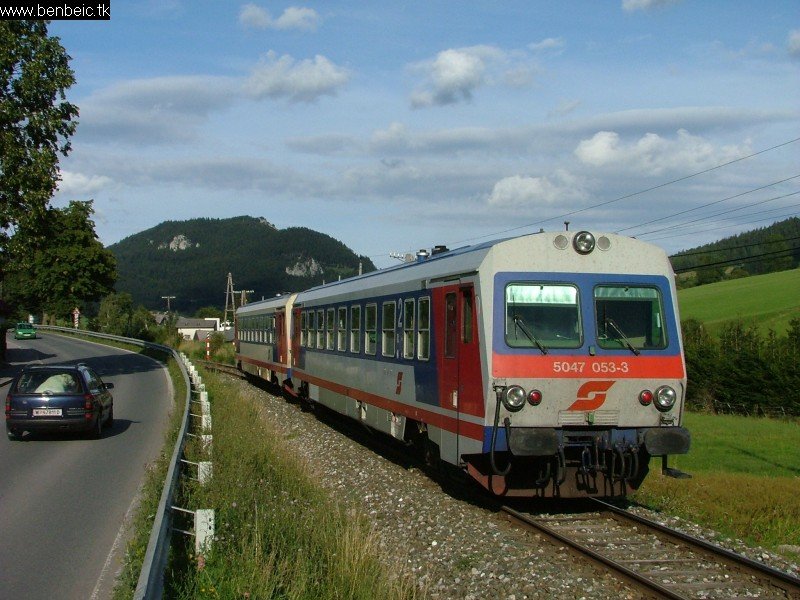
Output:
[165, 372, 419, 600]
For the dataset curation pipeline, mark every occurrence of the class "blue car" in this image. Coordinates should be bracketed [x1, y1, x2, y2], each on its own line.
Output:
[5, 364, 114, 440]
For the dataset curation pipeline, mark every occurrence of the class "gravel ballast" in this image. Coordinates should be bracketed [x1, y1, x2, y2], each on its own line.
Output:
[233, 378, 799, 599]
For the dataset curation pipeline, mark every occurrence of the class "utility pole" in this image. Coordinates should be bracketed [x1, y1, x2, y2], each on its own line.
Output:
[161, 295, 176, 313]
[239, 289, 255, 306]
[224, 273, 236, 325]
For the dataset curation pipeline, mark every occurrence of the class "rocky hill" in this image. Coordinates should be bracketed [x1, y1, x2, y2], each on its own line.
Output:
[109, 216, 375, 313]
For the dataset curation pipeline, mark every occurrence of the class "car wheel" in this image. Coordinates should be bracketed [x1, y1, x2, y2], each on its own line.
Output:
[7, 429, 21, 441]
[89, 414, 103, 439]
[105, 405, 114, 428]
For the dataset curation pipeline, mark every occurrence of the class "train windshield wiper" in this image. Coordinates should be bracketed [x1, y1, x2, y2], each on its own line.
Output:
[513, 315, 548, 355]
[605, 318, 640, 356]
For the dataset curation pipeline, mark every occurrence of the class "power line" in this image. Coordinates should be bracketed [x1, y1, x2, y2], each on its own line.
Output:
[669, 233, 800, 258]
[645, 210, 800, 243]
[617, 175, 800, 235]
[366, 136, 800, 260]
[674, 246, 799, 273]
[635, 191, 800, 238]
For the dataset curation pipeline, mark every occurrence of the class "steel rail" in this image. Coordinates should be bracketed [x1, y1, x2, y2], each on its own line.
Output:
[589, 498, 800, 598]
[502, 504, 682, 599]
[38, 325, 192, 600]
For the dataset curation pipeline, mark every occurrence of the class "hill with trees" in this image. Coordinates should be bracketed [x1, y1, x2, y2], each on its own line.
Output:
[670, 217, 800, 286]
[109, 216, 375, 313]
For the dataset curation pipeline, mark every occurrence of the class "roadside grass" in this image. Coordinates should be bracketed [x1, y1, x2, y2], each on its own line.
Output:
[678, 269, 800, 337]
[178, 339, 236, 365]
[164, 370, 420, 600]
[632, 411, 800, 552]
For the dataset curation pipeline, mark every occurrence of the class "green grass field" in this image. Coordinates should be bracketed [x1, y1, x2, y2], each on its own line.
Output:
[678, 269, 800, 336]
[633, 412, 800, 552]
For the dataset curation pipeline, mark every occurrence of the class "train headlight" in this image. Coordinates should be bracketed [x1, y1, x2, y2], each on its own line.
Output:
[573, 231, 596, 254]
[502, 385, 527, 412]
[528, 389, 543, 406]
[654, 386, 677, 412]
[639, 390, 653, 406]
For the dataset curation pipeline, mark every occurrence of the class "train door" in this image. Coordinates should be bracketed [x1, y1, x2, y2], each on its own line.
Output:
[436, 283, 482, 443]
[291, 307, 302, 368]
[276, 309, 286, 364]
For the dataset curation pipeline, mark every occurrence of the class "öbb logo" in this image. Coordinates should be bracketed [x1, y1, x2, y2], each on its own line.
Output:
[568, 381, 615, 411]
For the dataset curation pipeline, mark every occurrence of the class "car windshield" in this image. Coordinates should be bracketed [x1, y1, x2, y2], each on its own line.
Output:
[17, 323, 33, 329]
[505, 283, 581, 349]
[594, 285, 667, 350]
[14, 371, 82, 394]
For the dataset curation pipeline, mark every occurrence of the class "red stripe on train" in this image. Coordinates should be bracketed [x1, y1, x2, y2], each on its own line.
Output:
[492, 353, 685, 379]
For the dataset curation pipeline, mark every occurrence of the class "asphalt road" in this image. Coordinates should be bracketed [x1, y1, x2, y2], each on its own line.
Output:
[0, 332, 173, 600]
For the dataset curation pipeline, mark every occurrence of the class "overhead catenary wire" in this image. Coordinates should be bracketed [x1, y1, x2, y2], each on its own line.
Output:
[616, 175, 800, 235]
[646, 209, 800, 244]
[634, 191, 800, 238]
[364, 136, 800, 262]
[674, 245, 800, 273]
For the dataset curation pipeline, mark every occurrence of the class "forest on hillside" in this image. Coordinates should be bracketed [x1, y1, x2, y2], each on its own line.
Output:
[670, 217, 799, 287]
[110, 216, 376, 312]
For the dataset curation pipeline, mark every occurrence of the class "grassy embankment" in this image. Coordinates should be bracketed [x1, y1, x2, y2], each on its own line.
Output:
[678, 268, 800, 337]
[164, 369, 419, 600]
[650, 270, 800, 552]
[633, 411, 800, 553]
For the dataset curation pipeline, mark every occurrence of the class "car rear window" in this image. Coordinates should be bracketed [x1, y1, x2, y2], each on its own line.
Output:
[14, 371, 82, 394]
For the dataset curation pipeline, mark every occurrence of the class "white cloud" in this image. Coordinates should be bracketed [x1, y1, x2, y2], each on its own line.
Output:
[244, 51, 351, 103]
[274, 7, 320, 31]
[56, 171, 114, 197]
[574, 129, 749, 176]
[529, 37, 565, 52]
[488, 171, 585, 208]
[409, 45, 538, 108]
[239, 4, 320, 31]
[789, 29, 800, 58]
[78, 76, 238, 144]
[621, 0, 682, 12]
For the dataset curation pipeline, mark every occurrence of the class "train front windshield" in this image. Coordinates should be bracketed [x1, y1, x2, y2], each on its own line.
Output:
[504, 282, 668, 352]
[505, 283, 582, 349]
[594, 285, 667, 350]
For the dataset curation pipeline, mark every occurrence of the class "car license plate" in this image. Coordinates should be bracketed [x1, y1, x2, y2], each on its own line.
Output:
[33, 408, 62, 417]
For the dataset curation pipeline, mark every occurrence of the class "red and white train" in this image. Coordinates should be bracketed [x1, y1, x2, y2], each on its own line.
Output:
[235, 230, 690, 498]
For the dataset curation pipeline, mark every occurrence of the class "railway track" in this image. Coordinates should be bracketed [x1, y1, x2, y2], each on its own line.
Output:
[201, 359, 799, 598]
[196, 359, 246, 379]
[503, 499, 800, 599]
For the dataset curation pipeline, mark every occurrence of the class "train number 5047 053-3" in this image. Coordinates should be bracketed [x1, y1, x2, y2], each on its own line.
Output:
[552, 361, 630, 374]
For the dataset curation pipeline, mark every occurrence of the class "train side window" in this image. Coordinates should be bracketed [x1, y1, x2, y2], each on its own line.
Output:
[316, 309, 325, 349]
[418, 297, 430, 360]
[337, 307, 347, 351]
[382, 301, 396, 357]
[444, 292, 457, 358]
[350, 305, 361, 353]
[403, 298, 415, 359]
[300, 311, 307, 347]
[326, 308, 335, 350]
[365, 303, 377, 355]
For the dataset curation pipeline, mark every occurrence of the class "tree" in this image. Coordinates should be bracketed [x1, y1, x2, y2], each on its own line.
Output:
[4, 201, 116, 319]
[0, 21, 78, 274]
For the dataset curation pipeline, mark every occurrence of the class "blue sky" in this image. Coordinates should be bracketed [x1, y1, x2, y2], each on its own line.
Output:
[50, 1, 799, 268]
